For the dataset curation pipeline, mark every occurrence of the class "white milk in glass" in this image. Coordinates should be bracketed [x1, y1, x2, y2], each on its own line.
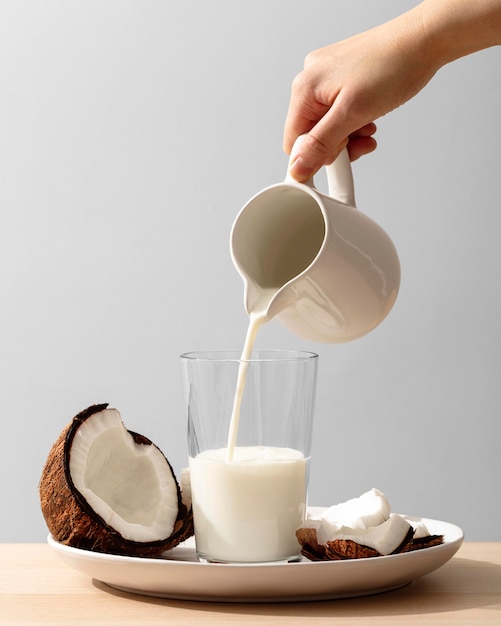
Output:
[189, 446, 307, 563]
[189, 299, 310, 562]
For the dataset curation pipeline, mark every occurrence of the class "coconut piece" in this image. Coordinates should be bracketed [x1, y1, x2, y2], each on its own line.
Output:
[407, 518, 433, 539]
[404, 534, 445, 551]
[402, 517, 444, 551]
[296, 525, 327, 561]
[298, 514, 414, 559]
[297, 489, 445, 561]
[39, 403, 193, 557]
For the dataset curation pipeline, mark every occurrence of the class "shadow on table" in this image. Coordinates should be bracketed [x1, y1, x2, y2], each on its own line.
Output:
[93, 557, 501, 618]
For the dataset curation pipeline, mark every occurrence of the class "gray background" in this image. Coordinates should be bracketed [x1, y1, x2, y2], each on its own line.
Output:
[1, 0, 499, 542]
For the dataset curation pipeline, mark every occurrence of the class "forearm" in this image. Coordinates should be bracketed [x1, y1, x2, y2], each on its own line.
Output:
[405, 0, 501, 71]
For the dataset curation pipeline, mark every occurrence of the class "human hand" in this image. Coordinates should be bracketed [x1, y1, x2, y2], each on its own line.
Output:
[284, 10, 439, 182]
[288, 124, 378, 183]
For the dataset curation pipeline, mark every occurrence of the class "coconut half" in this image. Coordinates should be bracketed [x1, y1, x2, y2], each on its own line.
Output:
[39, 403, 193, 557]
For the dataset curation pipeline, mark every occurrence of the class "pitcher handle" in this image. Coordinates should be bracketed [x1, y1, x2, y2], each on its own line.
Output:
[326, 148, 356, 207]
[286, 140, 356, 207]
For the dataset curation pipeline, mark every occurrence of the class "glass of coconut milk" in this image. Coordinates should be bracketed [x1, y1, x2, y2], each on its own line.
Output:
[181, 349, 318, 564]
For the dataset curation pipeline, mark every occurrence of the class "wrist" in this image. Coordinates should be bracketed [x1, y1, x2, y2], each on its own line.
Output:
[418, 0, 501, 67]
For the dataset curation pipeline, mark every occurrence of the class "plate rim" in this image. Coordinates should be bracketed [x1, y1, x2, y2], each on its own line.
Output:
[46, 510, 465, 602]
[47, 510, 464, 569]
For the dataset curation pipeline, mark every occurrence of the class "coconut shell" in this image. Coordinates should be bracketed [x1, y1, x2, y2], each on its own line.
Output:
[295, 527, 327, 561]
[326, 539, 381, 560]
[39, 403, 193, 557]
[403, 534, 445, 551]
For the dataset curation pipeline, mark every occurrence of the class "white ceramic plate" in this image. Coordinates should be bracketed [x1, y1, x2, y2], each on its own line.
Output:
[47, 512, 463, 603]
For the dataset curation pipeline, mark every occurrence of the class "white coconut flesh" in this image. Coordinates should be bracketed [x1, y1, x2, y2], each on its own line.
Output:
[180, 467, 192, 509]
[326, 514, 412, 555]
[69, 408, 179, 543]
[319, 488, 391, 529]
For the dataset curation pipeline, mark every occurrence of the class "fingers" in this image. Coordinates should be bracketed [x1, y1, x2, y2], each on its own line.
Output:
[288, 134, 336, 182]
[285, 73, 356, 179]
[347, 134, 377, 161]
[288, 123, 377, 182]
[351, 121, 377, 139]
[283, 70, 333, 155]
[347, 122, 378, 161]
[286, 93, 363, 181]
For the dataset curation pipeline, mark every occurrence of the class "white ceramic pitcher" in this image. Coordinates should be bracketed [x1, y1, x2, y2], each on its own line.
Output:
[230, 147, 400, 343]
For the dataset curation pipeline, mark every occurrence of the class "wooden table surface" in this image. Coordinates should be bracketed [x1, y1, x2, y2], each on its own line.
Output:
[0, 542, 500, 625]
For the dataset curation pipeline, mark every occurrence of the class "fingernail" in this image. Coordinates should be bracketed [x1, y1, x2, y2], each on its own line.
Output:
[289, 157, 315, 182]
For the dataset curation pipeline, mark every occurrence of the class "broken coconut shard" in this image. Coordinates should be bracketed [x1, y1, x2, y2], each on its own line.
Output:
[296, 489, 444, 561]
[39, 403, 193, 557]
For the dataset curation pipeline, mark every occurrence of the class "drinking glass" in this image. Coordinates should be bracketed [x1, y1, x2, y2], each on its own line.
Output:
[180, 349, 318, 564]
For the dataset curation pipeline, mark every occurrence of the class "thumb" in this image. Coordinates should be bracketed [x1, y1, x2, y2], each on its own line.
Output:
[288, 106, 353, 182]
[288, 133, 348, 183]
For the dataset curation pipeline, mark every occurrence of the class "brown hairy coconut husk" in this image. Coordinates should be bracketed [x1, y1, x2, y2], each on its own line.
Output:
[39, 403, 193, 557]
